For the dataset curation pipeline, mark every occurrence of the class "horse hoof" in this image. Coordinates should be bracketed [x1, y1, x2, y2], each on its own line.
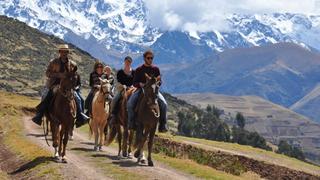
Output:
[53, 156, 60, 163]
[122, 152, 128, 157]
[134, 151, 140, 158]
[61, 157, 67, 163]
[99, 146, 103, 151]
[94, 146, 98, 151]
[140, 159, 146, 164]
[148, 161, 154, 167]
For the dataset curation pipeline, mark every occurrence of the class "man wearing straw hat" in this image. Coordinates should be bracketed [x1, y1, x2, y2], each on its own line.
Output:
[32, 44, 90, 127]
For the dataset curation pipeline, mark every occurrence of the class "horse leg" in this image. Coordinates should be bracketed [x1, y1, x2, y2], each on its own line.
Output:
[69, 123, 74, 140]
[116, 124, 122, 157]
[147, 127, 156, 166]
[93, 123, 99, 151]
[128, 130, 134, 157]
[58, 125, 64, 159]
[61, 126, 69, 163]
[51, 122, 59, 159]
[135, 129, 148, 164]
[122, 127, 128, 157]
[99, 121, 107, 151]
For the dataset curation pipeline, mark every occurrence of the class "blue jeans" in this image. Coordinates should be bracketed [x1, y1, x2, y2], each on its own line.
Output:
[74, 90, 84, 113]
[127, 89, 167, 128]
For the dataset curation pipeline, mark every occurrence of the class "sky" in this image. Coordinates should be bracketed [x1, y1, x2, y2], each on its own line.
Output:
[144, 0, 320, 32]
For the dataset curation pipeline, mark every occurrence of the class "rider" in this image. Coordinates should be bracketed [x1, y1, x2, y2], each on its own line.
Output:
[103, 65, 115, 101]
[85, 61, 107, 116]
[74, 72, 88, 128]
[110, 56, 135, 123]
[32, 44, 90, 126]
[127, 50, 168, 133]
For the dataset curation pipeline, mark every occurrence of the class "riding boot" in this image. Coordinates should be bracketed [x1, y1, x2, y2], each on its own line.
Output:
[32, 90, 53, 126]
[128, 115, 137, 130]
[158, 105, 168, 132]
[75, 112, 90, 128]
[158, 117, 168, 133]
[75, 98, 90, 128]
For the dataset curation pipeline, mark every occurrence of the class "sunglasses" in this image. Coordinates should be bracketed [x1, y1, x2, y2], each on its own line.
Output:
[146, 57, 153, 60]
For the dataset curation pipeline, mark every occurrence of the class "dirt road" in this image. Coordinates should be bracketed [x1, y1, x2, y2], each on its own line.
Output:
[23, 116, 195, 180]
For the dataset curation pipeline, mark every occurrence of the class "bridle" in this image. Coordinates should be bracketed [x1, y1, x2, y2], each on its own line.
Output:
[142, 81, 160, 118]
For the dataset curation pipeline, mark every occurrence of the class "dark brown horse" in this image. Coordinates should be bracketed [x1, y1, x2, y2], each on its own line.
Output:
[133, 74, 161, 166]
[45, 67, 77, 163]
[106, 85, 135, 158]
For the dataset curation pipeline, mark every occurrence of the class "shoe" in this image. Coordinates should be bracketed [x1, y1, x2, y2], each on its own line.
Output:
[32, 113, 43, 126]
[128, 120, 136, 130]
[75, 113, 90, 128]
[158, 124, 168, 133]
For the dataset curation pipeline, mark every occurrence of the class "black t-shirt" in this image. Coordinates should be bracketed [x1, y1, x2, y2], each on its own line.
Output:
[117, 69, 135, 87]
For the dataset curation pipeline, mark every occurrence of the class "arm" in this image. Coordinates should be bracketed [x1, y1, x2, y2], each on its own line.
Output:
[89, 73, 94, 88]
[155, 67, 162, 86]
[133, 68, 142, 88]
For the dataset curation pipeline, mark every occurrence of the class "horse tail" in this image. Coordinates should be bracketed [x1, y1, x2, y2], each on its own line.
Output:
[105, 124, 117, 146]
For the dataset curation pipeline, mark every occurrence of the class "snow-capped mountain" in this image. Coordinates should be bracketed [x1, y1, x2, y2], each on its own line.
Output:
[1, 0, 320, 67]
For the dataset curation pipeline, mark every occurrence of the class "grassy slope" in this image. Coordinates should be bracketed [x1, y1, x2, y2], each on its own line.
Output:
[0, 91, 63, 179]
[0, 15, 97, 96]
[159, 133, 320, 176]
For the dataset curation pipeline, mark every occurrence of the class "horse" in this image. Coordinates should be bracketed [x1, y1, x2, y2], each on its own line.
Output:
[133, 74, 161, 166]
[105, 85, 135, 157]
[45, 67, 78, 163]
[90, 78, 112, 151]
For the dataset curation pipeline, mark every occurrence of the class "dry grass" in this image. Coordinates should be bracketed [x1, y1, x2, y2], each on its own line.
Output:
[0, 91, 62, 179]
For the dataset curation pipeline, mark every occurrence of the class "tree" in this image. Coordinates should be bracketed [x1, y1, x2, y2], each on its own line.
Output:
[236, 112, 245, 129]
[277, 140, 305, 161]
[177, 111, 196, 137]
[277, 140, 292, 155]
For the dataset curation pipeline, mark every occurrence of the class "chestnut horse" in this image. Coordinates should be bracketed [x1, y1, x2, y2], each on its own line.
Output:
[105, 85, 135, 157]
[45, 67, 77, 163]
[90, 78, 112, 151]
[133, 74, 161, 166]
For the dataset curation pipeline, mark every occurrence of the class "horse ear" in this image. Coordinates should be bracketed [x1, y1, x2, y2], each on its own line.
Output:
[145, 73, 151, 80]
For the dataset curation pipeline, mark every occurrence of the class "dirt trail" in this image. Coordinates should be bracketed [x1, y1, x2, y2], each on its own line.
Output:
[23, 116, 194, 180]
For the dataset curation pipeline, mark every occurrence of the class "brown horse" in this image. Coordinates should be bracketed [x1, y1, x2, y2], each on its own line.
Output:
[45, 67, 77, 163]
[90, 78, 112, 151]
[133, 74, 161, 166]
[105, 85, 135, 157]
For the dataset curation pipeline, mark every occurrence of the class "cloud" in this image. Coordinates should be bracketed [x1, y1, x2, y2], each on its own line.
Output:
[144, 0, 319, 32]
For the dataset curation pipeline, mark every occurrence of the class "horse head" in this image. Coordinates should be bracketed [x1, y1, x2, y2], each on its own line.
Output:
[98, 77, 112, 97]
[59, 65, 77, 99]
[143, 73, 161, 117]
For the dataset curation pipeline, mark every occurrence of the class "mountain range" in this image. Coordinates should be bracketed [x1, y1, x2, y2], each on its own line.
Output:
[1, 1, 320, 121]
[2, 0, 320, 66]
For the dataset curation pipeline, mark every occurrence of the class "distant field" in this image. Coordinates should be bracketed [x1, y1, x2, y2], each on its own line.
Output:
[176, 93, 320, 165]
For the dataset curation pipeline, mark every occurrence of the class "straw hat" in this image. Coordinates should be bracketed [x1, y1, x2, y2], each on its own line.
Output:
[57, 44, 71, 51]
